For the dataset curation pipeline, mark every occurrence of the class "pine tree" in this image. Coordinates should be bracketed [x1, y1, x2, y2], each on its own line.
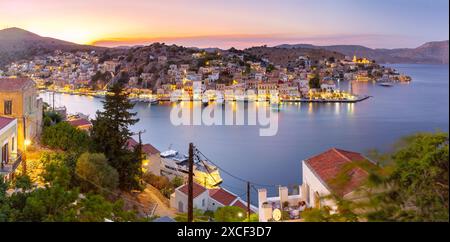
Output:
[91, 82, 142, 190]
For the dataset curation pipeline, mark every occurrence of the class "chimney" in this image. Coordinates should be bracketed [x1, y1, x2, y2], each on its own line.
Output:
[258, 188, 267, 222]
[258, 188, 267, 207]
[279, 186, 288, 207]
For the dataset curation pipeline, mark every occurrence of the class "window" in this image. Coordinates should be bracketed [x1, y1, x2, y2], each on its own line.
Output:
[4, 100, 12, 115]
[11, 137, 14, 152]
[27, 96, 32, 113]
[202, 199, 205, 207]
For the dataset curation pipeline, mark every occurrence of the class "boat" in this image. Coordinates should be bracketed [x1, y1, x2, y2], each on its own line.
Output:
[129, 97, 140, 103]
[224, 89, 234, 102]
[170, 90, 183, 102]
[235, 89, 246, 102]
[378, 82, 394, 87]
[149, 97, 159, 105]
[202, 96, 210, 106]
[160, 149, 223, 188]
[246, 89, 257, 102]
[270, 90, 281, 109]
[215, 92, 224, 104]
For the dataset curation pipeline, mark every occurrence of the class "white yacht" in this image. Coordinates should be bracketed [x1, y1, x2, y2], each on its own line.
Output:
[170, 90, 183, 102]
[215, 92, 224, 104]
[160, 149, 223, 188]
[235, 89, 246, 102]
[202, 95, 210, 106]
[246, 89, 257, 102]
[224, 89, 235, 102]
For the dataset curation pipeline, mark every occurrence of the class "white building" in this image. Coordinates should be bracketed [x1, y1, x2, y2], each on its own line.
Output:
[170, 182, 257, 214]
[302, 148, 373, 210]
[208, 71, 220, 82]
[258, 186, 304, 222]
[0, 117, 20, 181]
[257, 148, 373, 221]
[320, 81, 337, 92]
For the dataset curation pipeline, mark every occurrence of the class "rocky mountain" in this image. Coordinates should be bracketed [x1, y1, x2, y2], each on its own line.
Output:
[276, 40, 449, 64]
[0, 27, 106, 67]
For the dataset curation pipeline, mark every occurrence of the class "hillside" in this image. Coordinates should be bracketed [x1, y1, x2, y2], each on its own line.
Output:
[276, 41, 449, 64]
[0, 27, 106, 67]
[244, 46, 345, 68]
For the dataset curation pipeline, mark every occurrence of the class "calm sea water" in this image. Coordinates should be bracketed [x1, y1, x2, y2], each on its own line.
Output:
[40, 64, 449, 200]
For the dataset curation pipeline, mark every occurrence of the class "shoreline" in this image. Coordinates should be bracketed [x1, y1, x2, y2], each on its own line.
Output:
[40, 90, 371, 104]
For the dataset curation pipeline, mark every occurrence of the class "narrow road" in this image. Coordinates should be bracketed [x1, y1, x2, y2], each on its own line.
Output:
[139, 183, 177, 218]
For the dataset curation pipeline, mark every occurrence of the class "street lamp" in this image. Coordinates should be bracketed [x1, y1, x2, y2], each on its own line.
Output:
[24, 139, 31, 152]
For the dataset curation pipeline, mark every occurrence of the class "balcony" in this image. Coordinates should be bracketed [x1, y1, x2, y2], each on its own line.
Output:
[0, 152, 22, 175]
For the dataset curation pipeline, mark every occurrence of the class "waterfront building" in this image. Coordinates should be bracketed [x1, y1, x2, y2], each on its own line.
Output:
[0, 77, 43, 150]
[0, 116, 21, 180]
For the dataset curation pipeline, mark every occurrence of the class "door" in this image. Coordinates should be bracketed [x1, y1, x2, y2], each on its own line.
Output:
[1, 143, 8, 166]
[178, 201, 184, 213]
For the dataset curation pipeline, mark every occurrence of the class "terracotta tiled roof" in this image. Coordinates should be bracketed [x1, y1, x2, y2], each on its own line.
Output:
[126, 138, 139, 149]
[304, 148, 372, 196]
[0, 116, 16, 130]
[67, 118, 91, 128]
[209, 187, 237, 206]
[178, 182, 207, 199]
[126, 138, 160, 155]
[142, 144, 160, 155]
[0, 78, 35, 91]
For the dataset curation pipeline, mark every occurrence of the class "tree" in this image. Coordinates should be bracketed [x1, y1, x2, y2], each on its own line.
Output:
[365, 132, 449, 222]
[76, 194, 136, 222]
[214, 206, 246, 222]
[309, 75, 321, 89]
[266, 64, 275, 73]
[43, 111, 62, 126]
[0, 154, 139, 222]
[20, 185, 79, 222]
[174, 208, 211, 222]
[13, 175, 32, 190]
[41, 122, 91, 153]
[75, 152, 119, 194]
[90, 82, 142, 190]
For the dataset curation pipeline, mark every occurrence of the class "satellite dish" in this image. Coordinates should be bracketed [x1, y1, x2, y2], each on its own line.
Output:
[272, 208, 282, 221]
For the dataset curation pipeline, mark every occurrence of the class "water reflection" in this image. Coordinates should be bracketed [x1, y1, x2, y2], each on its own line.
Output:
[38, 64, 449, 199]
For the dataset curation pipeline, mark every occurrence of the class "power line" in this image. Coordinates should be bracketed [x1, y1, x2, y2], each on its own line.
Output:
[194, 147, 280, 188]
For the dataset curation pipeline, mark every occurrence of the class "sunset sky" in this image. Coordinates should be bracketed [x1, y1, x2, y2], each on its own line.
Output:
[0, 0, 448, 49]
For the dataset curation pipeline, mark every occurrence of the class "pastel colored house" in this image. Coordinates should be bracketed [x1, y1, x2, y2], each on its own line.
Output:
[170, 182, 257, 214]
[0, 77, 43, 150]
[126, 138, 161, 175]
[0, 116, 20, 180]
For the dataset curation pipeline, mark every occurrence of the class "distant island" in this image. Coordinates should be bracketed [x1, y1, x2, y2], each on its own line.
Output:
[276, 41, 449, 65]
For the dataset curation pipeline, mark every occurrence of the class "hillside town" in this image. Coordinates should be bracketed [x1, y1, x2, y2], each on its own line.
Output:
[1, 43, 411, 104]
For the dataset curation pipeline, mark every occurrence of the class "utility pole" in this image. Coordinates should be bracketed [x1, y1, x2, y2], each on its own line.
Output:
[188, 143, 194, 222]
[247, 181, 251, 221]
